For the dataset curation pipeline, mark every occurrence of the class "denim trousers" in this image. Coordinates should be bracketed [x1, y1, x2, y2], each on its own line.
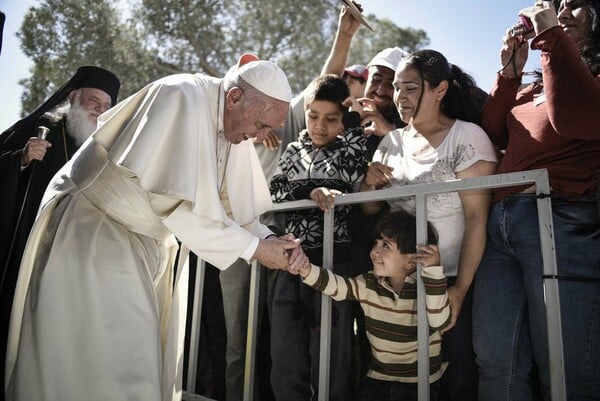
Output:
[473, 194, 600, 401]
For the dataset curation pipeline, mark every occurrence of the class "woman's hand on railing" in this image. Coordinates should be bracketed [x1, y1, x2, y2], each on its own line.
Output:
[363, 161, 394, 189]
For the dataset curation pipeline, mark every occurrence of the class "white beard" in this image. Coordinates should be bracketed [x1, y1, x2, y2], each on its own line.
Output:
[65, 103, 97, 147]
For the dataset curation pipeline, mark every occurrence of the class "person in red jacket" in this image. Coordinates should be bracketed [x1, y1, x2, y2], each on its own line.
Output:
[473, 1, 600, 400]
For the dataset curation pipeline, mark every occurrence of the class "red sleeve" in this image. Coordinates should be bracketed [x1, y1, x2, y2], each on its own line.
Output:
[481, 75, 522, 149]
[533, 26, 600, 140]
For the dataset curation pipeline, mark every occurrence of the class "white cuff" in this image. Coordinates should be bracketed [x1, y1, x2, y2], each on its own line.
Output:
[240, 237, 260, 262]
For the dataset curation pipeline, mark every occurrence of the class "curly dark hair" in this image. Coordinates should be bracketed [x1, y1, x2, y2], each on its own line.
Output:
[577, 0, 600, 75]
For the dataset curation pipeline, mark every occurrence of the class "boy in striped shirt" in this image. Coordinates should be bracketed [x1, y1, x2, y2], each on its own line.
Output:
[290, 210, 451, 401]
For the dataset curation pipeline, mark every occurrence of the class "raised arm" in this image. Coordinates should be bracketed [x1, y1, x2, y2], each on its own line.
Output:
[321, 3, 363, 76]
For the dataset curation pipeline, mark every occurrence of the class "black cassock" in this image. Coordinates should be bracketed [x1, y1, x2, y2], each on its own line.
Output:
[0, 115, 77, 399]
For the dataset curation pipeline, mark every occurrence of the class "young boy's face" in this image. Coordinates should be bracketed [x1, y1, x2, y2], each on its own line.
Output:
[370, 234, 414, 278]
[305, 100, 345, 148]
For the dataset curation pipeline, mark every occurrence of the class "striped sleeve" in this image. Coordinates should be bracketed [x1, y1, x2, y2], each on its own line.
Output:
[421, 265, 450, 330]
[302, 264, 364, 301]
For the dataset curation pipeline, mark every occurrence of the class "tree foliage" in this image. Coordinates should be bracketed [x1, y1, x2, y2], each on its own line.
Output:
[17, 0, 429, 116]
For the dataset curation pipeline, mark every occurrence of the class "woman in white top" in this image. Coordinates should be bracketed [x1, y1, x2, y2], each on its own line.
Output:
[358, 49, 497, 400]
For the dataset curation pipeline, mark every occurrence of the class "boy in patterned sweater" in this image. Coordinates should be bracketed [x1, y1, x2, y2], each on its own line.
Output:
[290, 210, 451, 401]
[269, 74, 368, 401]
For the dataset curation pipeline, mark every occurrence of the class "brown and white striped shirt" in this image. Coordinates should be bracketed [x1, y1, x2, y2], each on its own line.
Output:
[302, 264, 450, 383]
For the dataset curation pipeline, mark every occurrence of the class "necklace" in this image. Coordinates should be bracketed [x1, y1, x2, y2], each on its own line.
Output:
[216, 83, 231, 194]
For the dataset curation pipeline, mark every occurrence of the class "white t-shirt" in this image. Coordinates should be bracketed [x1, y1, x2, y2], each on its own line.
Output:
[373, 119, 497, 276]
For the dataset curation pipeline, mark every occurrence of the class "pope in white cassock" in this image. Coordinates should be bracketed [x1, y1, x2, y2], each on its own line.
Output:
[4, 54, 305, 401]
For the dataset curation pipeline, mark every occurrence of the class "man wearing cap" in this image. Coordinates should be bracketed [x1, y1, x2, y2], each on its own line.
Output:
[343, 64, 368, 99]
[3, 56, 305, 401]
[320, 10, 407, 158]
[0, 65, 119, 401]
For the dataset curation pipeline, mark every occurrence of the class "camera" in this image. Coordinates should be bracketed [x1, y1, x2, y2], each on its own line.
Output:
[509, 15, 534, 39]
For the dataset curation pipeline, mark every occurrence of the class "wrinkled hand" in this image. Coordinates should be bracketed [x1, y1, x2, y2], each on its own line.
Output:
[339, 1, 363, 37]
[254, 234, 301, 270]
[442, 285, 467, 333]
[310, 187, 342, 212]
[363, 161, 393, 189]
[257, 130, 282, 151]
[357, 98, 395, 137]
[21, 137, 52, 166]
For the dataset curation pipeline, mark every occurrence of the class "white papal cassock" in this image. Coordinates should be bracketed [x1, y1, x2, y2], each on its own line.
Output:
[5, 73, 274, 401]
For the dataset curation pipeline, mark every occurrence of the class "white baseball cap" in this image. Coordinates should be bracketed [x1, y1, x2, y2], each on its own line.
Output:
[367, 47, 409, 72]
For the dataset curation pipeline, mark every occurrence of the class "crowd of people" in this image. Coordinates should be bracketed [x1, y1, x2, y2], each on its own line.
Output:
[0, 0, 598, 401]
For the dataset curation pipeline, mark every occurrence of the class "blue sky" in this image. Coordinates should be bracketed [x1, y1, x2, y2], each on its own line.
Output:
[0, 0, 540, 131]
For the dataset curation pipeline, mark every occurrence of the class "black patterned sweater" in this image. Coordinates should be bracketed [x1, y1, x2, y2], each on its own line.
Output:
[270, 127, 368, 250]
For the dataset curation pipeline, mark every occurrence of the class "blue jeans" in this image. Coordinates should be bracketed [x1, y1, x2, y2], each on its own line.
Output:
[473, 194, 600, 401]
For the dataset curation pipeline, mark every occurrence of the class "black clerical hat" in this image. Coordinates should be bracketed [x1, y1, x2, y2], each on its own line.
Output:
[70, 66, 120, 106]
[39, 65, 121, 112]
[1, 65, 120, 137]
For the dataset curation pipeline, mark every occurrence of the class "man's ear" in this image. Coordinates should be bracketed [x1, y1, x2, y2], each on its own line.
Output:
[225, 87, 244, 110]
[67, 89, 78, 105]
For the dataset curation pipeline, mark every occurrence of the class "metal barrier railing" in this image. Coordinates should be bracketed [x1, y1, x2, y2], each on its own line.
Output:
[185, 169, 566, 401]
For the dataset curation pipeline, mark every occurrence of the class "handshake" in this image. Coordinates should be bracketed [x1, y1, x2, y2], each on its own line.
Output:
[255, 233, 310, 273]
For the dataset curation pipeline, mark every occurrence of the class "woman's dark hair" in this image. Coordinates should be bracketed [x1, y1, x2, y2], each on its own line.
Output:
[375, 210, 438, 254]
[579, 0, 600, 75]
[304, 74, 350, 112]
[539, 1, 600, 78]
[398, 49, 487, 126]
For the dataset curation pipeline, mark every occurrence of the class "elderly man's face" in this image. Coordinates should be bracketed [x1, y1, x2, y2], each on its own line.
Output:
[223, 88, 288, 144]
[71, 87, 112, 124]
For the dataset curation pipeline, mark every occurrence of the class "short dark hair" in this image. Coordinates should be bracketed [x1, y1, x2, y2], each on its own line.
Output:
[304, 74, 350, 112]
[375, 210, 438, 253]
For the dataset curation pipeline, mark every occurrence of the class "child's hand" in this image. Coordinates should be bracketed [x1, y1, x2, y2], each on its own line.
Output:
[310, 187, 342, 212]
[257, 130, 282, 150]
[287, 242, 311, 277]
[410, 244, 441, 267]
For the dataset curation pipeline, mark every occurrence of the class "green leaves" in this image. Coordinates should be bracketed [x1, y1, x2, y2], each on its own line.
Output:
[18, 0, 429, 116]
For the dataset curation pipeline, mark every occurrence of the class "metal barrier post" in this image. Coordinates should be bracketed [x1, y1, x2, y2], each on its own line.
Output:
[535, 173, 567, 401]
[415, 193, 430, 401]
[317, 210, 335, 401]
[242, 260, 262, 401]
